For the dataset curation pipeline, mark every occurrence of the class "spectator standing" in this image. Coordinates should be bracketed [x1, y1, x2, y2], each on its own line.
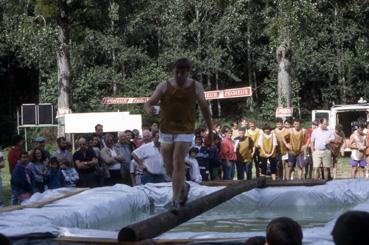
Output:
[220, 127, 236, 180]
[130, 159, 144, 186]
[246, 120, 261, 177]
[231, 121, 239, 140]
[235, 127, 254, 180]
[193, 135, 210, 181]
[330, 124, 345, 179]
[115, 131, 135, 185]
[141, 130, 152, 145]
[132, 131, 167, 184]
[304, 121, 318, 179]
[8, 135, 24, 174]
[208, 135, 222, 180]
[150, 122, 159, 134]
[46, 157, 64, 189]
[54, 137, 73, 167]
[73, 137, 98, 187]
[11, 151, 35, 204]
[258, 124, 278, 180]
[87, 135, 103, 186]
[28, 148, 48, 192]
[349, 124, 367, 178]
[311, 118, 335, 179]
[240, 118, 249, 129]
[100, 134, 122, 185]
[94, 124, 106, 149]
[273, 117, 288, 180]
[0, 149, 4, 207]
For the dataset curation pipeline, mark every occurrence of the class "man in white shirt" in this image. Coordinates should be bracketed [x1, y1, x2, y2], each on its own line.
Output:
[132, 131, 166, 184]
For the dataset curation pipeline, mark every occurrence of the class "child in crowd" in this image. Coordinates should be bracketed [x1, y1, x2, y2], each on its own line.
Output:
[46, 157, 64, 189]
[349, 124, 367, 178]
[185, 147, 202, 183]
[208, 135, 222, 180]
[220, 127, 237, 180]
[193, 135, 210, 181]
[258, 124, 278, 180]
[235, 127, 254, 180]
[28, 148, 48, 193]
[60, 159, 79, 187]
[11, 151, 35, 204]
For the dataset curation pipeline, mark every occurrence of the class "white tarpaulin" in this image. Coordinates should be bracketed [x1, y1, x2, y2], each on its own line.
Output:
[1, 180, 369, 244]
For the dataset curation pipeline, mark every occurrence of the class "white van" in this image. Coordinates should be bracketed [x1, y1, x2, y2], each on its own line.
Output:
[312, 100, 369, 151]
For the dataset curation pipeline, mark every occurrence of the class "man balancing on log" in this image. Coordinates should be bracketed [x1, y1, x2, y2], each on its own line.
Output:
[144, 58, 212, 209]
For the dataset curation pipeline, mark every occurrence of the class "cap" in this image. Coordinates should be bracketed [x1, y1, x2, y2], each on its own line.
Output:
[35, 136, 46, 143]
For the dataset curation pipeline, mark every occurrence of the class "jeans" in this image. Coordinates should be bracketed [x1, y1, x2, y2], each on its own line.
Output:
[222, 160, 236, 180]
[236, 162, 253, 180]
[141, 171, 165, 184]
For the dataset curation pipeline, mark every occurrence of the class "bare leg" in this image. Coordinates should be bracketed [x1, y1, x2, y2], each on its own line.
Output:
[323, 167, 330, 180]
[288, 165, 294, 180]
[351, 166, 357, 178]
[278, 159, 284, 179]
[297, 167, 302, 179]
[172, 142, 190, 203]
[284, 161, 289, 180]
[332, 156, 337, 179]
[313, 167, 319, 179]
[161, 143, 174, 176]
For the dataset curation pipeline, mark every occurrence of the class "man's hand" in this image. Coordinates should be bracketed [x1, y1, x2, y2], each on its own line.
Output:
[144, 103, 156, 115]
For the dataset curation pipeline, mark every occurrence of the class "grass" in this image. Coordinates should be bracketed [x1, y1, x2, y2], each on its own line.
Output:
[0, 153, 355, 207]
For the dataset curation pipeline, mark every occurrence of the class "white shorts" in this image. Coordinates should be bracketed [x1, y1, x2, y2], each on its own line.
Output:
[282, 153, 289, 161]
[159, 131, 193, 144]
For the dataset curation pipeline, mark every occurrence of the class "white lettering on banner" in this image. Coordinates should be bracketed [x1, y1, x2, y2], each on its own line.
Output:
[101, 86, 252, 104]
[276, 107, 293, 117]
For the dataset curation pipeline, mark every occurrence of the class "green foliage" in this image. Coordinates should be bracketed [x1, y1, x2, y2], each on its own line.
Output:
[259, 79, 277, 122]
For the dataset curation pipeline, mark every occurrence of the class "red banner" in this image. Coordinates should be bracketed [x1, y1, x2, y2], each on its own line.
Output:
[102, 86, 252, 105]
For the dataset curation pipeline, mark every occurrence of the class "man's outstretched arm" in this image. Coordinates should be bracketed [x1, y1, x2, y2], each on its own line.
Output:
[144, 82, 166, 115]
[195, 82, 213, 141]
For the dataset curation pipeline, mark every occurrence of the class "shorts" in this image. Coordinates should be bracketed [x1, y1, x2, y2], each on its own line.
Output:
[159, 131, 194, 144]
[313, 150, 332, 168]
[282, 153, 288, 161]
[350, 159, 367, 167]
[288, 154, 305, 168]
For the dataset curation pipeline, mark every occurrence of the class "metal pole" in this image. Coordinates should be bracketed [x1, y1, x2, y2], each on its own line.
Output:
[24, 128, 28, 152]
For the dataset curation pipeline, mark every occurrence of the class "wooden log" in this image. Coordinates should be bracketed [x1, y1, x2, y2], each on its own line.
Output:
[118, 178, 266, 241]
[118, 178, 327, 241]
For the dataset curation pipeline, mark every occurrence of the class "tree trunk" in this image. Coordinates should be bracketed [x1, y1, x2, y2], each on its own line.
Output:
[276, 40, 292, 108]
[207, 74, 212, 115]
[215, 72, 221, 118]
[246, 0, 254, 112]
[56, 0, 72, 137]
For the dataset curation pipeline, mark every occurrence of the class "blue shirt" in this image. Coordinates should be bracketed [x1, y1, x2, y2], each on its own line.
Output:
[311, 127, 335, 150]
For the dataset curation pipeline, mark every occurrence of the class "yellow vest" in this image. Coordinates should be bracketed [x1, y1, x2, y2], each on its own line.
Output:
[246, 128, 260, 148]
[260, 133, 276, 158]
[289, 128, 305, 155]
[237, 137, 253, 163]
[274, 128, 287, 155]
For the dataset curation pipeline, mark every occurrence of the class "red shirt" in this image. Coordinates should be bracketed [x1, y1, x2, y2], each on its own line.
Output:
[220, 138, 237, 161]
[8, 147, 22, 174]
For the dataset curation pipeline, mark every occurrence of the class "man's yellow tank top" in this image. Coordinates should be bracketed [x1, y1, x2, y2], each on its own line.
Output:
[260, 133, 275, 158]
[274, 128, 287, 155]
[160, 80, 196, 134]
[237, 137, 253, 163]
[289, 128, 305, 155]
[246, 128, 260, 148]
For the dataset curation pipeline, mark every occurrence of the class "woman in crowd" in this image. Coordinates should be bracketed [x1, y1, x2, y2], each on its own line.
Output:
[28, 148, 48, 192]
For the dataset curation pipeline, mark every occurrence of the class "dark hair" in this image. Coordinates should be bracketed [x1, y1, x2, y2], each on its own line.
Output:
[0, 233, 12, 245]
[11, 134, 24, 146]
[275, 117, 283, 123]
[20, 151, 29, 158]
[293, 118, 301, 123]
[95, 124, 103, 130]
[56, 137, 66, 144]
[262, 124, 271, 131]
[312, 120, 318, 126]
[195, 135, 203, 144]
[284, 119, 292, 124]
[231, 121, 238, 127]
[174, 58, 192, 71]
[319, 117, 328, 124]
[332, 211, 369, 245]
[222, 126, 232, 133]
[239, 127, 246, 132]
[245, 236, 266, 245]
[31, 147, 46, 162]
[152, 130, 159, 138]
[189, 147, 199, 154]
[266, 217, 303, 245]
[50, 157, 58, 165]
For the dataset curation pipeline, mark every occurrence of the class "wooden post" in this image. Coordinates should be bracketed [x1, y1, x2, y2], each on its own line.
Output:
[118, 178, 266, 241]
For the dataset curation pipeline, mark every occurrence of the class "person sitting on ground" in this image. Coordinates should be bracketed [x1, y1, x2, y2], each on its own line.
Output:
[185, 147, 202, 183]
[331, 210, 369, 245]
[349, 123, 367, 178]
[258, 124, 278, 180]
[28, 148, 48, 192]
[60, 159, 79, 187]
[100, 134, 123, 186]
[73, 137, 98, 188]
[11, 151, 35, 204]
[265, 217, 303, 245]
[46, 157, 64, 189]
[131, 131, 167, 185]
